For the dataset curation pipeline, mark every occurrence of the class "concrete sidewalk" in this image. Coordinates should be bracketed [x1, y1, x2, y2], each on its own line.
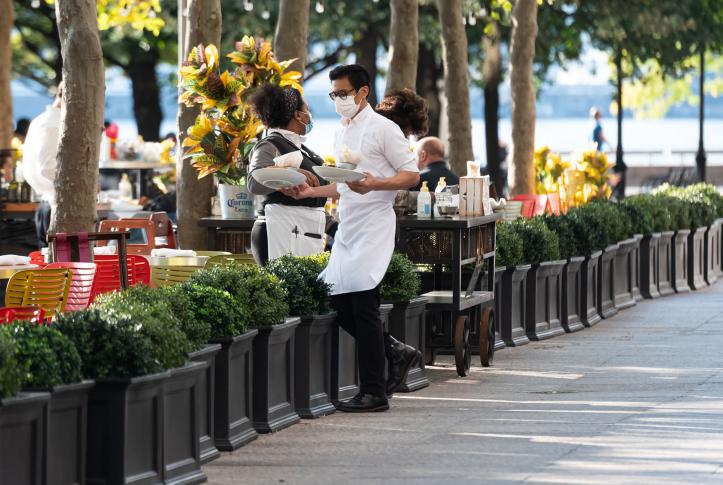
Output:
[204, 283, 723, 485]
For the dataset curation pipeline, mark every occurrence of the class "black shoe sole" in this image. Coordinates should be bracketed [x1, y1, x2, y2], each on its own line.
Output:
[336, 403, 390, 413]
[386, 350, 422, 396]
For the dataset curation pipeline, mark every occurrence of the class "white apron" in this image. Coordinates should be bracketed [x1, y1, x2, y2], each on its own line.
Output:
[321, 111, 397, 295]
[265, 204, 326, 261]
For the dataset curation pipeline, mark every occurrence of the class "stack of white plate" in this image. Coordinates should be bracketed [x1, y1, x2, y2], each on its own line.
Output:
[501, 200, 523, 222]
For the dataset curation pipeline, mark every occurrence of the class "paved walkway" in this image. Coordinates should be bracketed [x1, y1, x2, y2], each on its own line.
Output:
[205, 283, 723, 484]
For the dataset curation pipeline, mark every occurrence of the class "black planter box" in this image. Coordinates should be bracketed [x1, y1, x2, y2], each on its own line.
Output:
[210, 330, 257, 451]
[387, 297, 430, 393]
[294, 313, 336, 419]
[0, 392, 49, 485]
[561, 257, 585, 333]
[706, 222, 720, 285]
[598, 244, 618, 319]
[631, 234, 643, 301]
[640, 233, 661, 299]
[658, 231, 676, 296]
[331, 320, 359, 404]
[188, 343, 221, 464]
[163, 361, 207, 485]
[525, 260, 566, 341]
[580, 251, 602, 327]
[613, 238, 637, 311]
[672, 229, 691, 293]
[252, 318, 301, 434]
[688, 227, 707, 290]
[716, 218, 723, 277]
[499, 265, 531, 347]
[33, 381, 94, 485]
[87, 371, 169, 485]
[493, 267, 507, 351]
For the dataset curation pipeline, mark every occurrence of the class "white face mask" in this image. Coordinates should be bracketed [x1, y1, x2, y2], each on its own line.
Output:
[334, 95, 359, 118]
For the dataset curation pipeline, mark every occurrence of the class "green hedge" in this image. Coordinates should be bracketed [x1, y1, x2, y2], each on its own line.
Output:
[1, 322, 82, 389]
[179, 283, 247, 339]
[509, 217, 560, 264]
[267, 254, 333, 316]
[380, 253, 421, 302]
[0, 332, 20, 398]
[496, 222, 524, 267]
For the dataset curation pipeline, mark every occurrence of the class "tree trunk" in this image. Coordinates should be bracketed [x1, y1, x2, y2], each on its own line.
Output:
[437, 0, 474, 176]
[483, 21, 503, 195]
[0, 0, 13, 150]
[508, 0, 538, 196]
[385, 0, 418, 95]
[51, 0, 104, 233]
[176, 0, 222, 250]
[416, 43, 442, 137]
[353, 23, 378, 106]
[128, 48, 162, 141]
[274, 0, 310, 74]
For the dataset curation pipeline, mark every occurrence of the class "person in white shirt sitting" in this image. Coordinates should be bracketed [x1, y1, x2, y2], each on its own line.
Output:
[22, 82, 63, 248]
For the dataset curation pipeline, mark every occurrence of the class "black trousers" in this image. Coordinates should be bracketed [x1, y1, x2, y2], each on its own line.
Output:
[35, 201, 51, 249]
[251, 219, 268, 266]
[331, 286, 386, 397]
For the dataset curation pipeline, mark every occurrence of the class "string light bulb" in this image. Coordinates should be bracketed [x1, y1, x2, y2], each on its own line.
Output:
[315, 1, 324, 13]
[243, 0, 253, 12]
[261, 9, 270, 19]
[468, 14, 477, 25]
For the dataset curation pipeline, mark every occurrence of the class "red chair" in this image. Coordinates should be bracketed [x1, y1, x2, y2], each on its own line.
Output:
[97, 219, 156, 255]
[546, 193, 562, 215]
[45, 262, 97, 311]
[89, 255, 150, 303]
[510, 195, 537, 218]
[0, 307, 47, 324]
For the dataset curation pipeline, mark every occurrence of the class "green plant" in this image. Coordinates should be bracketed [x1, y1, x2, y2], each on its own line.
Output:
[380, 253, 421, 302]
[624, 194, 670, 234]
[652, 190, 690, 231]
[0, 331, 20, 398]
[566, 205, 607, 255]
[179, 283, 247, 339]
[160, 285, 212, 349]
[54, 309, 164, 379]
[92, 287, 192, 369]
[1, 322, 82, 389]
[620, 196, 654, 236]
[580, 201, 630, 246]
[542, 214, 580, 260]
[510, 217, 560, 264]
[680, 186, 716, 228]
[687, 183, 723, 218]
[496, 222, 524, 267]
[189, 265, 289, 327]
[266, 255, 332, 316]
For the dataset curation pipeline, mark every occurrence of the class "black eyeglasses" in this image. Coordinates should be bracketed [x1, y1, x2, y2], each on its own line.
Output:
[328, 89, 357, 101]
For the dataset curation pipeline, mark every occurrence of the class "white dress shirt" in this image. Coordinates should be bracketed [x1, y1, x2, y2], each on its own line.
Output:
[321, 104, 418, 295]
[22, 105, 61, 202]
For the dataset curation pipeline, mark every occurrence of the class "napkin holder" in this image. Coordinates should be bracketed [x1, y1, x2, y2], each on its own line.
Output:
[459, 172, 492, 217]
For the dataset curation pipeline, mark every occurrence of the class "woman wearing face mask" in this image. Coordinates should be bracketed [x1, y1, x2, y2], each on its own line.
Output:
[247, 84, 329, 265]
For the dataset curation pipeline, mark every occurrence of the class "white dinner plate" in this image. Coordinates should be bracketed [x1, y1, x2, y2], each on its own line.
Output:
[252, 167, 306, 190]
[312, 166, 365, 183]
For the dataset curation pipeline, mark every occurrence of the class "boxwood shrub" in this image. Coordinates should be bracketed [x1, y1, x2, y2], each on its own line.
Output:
[266, 254, 333, 316]
[178, 283, 247, 339]
[189, 265, 289, 328]
[496, 222, 524, 267]
[688, 183, 723, 218]
[565, 205, 607, 255]
[510, 217, 560, 264]
[55, 309, 166, 379]
[542, 214, 581, 260]
[93, 286, 194, 365]
[653, 192, 690, 231]
[380, 253, 421, 302]
[1, 322, 82, 389]
[0, 332, 20, 398]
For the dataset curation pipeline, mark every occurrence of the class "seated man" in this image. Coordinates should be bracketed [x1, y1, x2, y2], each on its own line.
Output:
[413, 136, 459, 191]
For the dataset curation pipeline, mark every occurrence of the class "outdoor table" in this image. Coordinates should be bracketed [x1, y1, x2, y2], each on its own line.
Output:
[99, 160, 172, 199]
[0, 264, 39, 304]
[198, 216, 255, 254]
[396, 213, 500, 376]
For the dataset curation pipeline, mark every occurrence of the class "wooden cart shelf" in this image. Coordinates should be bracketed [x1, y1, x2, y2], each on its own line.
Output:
[422, 290, 494, 311]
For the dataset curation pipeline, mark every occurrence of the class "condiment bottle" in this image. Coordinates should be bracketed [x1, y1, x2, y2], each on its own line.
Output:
[417, 181, 432, 218]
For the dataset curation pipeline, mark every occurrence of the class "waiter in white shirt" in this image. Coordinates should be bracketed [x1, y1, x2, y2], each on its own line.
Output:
[22, 82, 63, 248]
[282, 64, 421, 412]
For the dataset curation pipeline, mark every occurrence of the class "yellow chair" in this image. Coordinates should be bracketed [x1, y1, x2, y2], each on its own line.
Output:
[5, 268, 73, 317]
[195, 251, 232, 257]
[204, 254, 257, 268]
[151, 256, 206, 288]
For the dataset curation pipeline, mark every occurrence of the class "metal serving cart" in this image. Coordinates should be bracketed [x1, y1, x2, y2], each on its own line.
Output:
[396, 214, 500, 376]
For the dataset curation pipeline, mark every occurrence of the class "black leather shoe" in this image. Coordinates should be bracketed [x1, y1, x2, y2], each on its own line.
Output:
[384, 334, 422, 396]
[336, 393, 389, 413]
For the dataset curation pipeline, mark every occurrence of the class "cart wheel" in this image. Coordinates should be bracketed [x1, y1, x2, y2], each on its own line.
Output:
[424, 348, 436, 366]
[479, 307, 495, 367]
[454, 314, 471, 377]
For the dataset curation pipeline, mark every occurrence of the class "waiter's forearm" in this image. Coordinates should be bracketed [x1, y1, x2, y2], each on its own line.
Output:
[371, 171, 420, 191]
[309, 183, 339, 199]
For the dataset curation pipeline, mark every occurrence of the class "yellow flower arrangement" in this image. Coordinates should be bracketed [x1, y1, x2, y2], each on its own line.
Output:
[534, 146, 570, 195]
[179, 36, 303, 185]
[322, 154, 336, 167]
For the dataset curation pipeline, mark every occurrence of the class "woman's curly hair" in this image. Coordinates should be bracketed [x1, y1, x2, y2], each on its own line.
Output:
[375, 88, 429, 137]
[249, 84, 304, 128]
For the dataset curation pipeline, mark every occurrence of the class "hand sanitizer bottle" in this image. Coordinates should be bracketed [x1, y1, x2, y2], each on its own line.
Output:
[417, 181, 432, 218]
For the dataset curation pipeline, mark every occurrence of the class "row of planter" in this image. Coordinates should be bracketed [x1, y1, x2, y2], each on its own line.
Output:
[0, 254, 430, 485]
[492, 183, 723, 348]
